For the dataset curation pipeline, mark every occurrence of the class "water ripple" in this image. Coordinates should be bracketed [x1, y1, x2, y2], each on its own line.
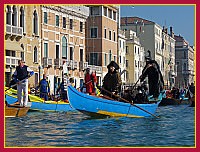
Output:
[5, 104, 195, 147]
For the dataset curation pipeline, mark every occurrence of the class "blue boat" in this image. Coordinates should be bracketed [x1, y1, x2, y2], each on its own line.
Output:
[5, 88, 74, 112]
[67, 86, 163, 118]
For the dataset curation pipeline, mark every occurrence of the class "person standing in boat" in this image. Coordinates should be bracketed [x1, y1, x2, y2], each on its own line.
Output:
[37, 74, 50, 101]
[13, 59, 34, 107]
[56, 78, 68, 101]
[139, 57, 164, 99]
[84, 68, 94, 95]
[102, 61, 122, 97]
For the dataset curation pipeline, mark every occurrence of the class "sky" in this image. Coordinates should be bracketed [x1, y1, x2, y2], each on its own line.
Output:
[120, 5, 195, 45]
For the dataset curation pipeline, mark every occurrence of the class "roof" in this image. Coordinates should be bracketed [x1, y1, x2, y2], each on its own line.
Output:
[121, 16, 155, 26]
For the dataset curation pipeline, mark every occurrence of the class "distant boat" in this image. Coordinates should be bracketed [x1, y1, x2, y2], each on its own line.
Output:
[67, 86, 163, 118]
[159, 90, 189, 106]
[5, 102, 30, 117]
[5, 88, 74, 112]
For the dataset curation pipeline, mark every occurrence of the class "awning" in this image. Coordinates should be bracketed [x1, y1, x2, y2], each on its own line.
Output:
[5, 40, 24, 52]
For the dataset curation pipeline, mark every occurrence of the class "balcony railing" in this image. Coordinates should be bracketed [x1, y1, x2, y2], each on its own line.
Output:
[54, 58, 64, 69]
[42, 57, 53, 68]
[5, 56, 21, 67]
[6, 24, 23, 40]
[87, 64, 102, 73]
[79, 61, 88, 70]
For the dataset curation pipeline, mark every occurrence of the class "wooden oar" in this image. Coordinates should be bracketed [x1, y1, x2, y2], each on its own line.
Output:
[100, 87, 159, 118]
[5, 77, 30, 92]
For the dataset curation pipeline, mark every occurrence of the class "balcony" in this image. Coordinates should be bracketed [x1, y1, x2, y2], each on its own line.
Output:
[87, 64, 102, 74]
[54, 58, 64, 69]
[65, 60, 78, 70]
[5, 56, 21, 67]
[6, 24, 23, 40]
[79, 61, 88, 70]
[42, 57, 53, 68]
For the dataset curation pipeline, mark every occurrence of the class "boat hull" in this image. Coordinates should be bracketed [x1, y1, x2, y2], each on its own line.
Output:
[159, 97, 189, 106]
[5, 90, 74, 112]
[67, 86, 161, 118]
[5, 105, 30, 117]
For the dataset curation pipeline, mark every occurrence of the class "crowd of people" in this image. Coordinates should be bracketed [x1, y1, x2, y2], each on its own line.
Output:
[7, 59, 195, 107]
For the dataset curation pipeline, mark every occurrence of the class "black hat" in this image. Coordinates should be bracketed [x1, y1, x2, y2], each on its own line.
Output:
[107, 61, 119, 70]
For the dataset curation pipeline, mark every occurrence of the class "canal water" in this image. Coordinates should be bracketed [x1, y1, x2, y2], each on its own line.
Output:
[5, 104, 195, 147]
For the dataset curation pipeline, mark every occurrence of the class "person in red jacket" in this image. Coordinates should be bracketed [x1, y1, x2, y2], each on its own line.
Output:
[84, 68, 93, 94]
[91, 71, 97, 93]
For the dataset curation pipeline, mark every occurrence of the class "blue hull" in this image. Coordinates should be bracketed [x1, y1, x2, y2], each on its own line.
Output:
[5, 93, 74, 112]
[67, 86, 162, 118]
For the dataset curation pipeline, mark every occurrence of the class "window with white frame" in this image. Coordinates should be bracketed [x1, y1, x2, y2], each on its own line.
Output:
[20, 7, 25, 32]
[63, 17, 66, 28]
[44, 12, 48, 24]
[6, 5, 11, 25]
[56, 15, 59, 27]
[33, 10, 38, 35]
[44, 43, 48, 58]
[12, 5, 17, 26]
[62, 36, 67, 59]
[56, 45, 59, 59]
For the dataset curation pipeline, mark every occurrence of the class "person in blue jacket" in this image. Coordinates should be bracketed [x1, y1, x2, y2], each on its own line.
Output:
[13, 59, 34, 107]
[37, 74, 50, 101]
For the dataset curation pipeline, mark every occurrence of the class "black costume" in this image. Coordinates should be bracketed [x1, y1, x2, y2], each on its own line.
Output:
[140, 60, 164, 98]
[102, 61, 122, 96]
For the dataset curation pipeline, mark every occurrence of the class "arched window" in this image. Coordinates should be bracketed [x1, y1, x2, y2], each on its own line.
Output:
[33, 10, 38, 35]
[62, 36, 67, 59]
[6, 5, 11, 25]
[34, 46, 38, 63]
[20, 7, 25, 32]
[12, 5, 17, 26]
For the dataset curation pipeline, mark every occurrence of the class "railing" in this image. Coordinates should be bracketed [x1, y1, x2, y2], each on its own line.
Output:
[5, 56, 21, 67]
[42, 57, 53, 68]
[6, 24, 23, 38]
[54, 58, 64, 68]
[87, 64, 102, 73]
[79, 61, 88, 70]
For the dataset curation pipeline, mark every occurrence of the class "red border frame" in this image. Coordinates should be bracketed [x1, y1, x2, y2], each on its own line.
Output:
[1, 0, 199, 152]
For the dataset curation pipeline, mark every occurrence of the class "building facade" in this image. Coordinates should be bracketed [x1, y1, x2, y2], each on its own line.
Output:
[85, 5, 118, 84]
[41, 6, 89, 93]
[162, 27, 176, 89]
[5, 5, 41, 87]
[174, 35, 195, 88]
[118, 29, 126, 83]
[121, 17, 176, 86]
[125, 29, 144, 84]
